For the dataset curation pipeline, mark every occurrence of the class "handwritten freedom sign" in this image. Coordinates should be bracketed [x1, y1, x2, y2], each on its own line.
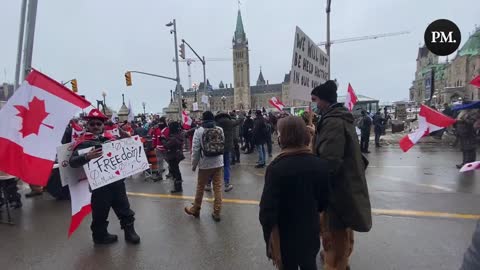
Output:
[82, 136, 148, 190]
[56, 143, 87, 187]
[290, 26, 329, 101]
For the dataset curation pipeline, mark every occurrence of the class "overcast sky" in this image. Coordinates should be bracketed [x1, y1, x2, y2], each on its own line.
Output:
[1, 0, 478, 113]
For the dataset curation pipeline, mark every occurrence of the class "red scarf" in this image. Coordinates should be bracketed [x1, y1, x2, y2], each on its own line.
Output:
[73, 131, 115, 150]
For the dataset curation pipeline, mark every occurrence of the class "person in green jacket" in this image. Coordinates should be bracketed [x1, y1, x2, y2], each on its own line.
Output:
[311, 80, 372, 270]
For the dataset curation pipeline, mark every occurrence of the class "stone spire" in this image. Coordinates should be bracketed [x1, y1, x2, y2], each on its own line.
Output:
[233, 9, 247, 46]
[256, 67, 265, 86]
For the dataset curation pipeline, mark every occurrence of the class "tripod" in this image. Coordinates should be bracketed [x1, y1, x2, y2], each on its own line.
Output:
[0, 181, 14, 225]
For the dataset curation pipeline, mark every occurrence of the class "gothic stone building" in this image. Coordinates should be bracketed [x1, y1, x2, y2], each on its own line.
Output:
[163, 10, 307, 119]
[410, 27, 480, 105]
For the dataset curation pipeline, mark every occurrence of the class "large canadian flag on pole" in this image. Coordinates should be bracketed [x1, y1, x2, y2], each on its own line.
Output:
[0, 70, 90, 186]
[345, 83, 358, 111]
[269, 97, 285, 111]
[399, 105, 456, 152]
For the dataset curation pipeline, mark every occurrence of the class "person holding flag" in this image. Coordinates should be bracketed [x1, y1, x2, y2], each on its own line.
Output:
[69, 108, 140, 245]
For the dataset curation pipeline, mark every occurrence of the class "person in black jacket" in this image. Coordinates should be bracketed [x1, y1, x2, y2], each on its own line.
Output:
[69, 109, 140, 245]
[359, 110, 372, 153]
[242, 115, 254, 154]
[253, 110, 268, 168]
[260, 116, 329, 270]
[162, 121, 185, 194]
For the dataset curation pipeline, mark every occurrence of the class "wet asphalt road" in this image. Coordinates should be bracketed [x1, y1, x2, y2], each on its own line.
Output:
[1, 144, 479, 270]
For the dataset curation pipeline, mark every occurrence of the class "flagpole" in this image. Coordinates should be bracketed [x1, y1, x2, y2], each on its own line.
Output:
[14, 0, 27, 90]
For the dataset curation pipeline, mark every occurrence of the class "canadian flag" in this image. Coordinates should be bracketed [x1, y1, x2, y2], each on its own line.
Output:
[470, 75, 480, 88]
[460, 161, 480, 173]
[345, 83, 358, 111]
[68, 179, 91, 237]
[71, 120, 84, 142]
[399, 105, 456, 152]
[182, 110, 193, 129]
[0, 70, 90, 186]
[269, 97, 285, 111]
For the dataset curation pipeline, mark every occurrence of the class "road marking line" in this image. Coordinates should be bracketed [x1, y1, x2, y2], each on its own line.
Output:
[370, 174, 454, 192]
[126, 192, 480, 220]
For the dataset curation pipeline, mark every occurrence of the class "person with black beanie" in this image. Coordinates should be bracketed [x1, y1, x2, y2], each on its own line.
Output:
[311, 80, 372, 270]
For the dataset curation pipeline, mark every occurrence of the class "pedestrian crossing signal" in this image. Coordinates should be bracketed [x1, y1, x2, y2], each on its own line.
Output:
[125, 71, 132, 86]
[71, 79, 78, 92]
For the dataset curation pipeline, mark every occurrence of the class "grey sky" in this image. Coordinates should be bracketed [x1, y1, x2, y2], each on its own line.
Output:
[1, 0, 478, 113]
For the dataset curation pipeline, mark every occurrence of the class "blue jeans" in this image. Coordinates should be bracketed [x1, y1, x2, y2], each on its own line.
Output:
[209, 151, 231, 186]
[223, 151, 230, 185]
[256, 144, 266, 165]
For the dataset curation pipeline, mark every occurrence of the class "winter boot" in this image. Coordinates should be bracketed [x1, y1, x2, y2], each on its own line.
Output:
[123, 223, 140, 244]
[92, 222, 118, 245]
[170, 180, 183, 194]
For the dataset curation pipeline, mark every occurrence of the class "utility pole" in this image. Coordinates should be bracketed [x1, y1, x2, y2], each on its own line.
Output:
[166, 19, 183, 120]
[326, 0, 332, 80]
[14, 0, 27, 90]
[22, 0, 38, 81]
[181, 39, 207, 111]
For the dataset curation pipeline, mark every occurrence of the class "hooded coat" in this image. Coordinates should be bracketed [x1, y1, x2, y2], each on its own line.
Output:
[215, 113, 242, 152]
[312, 103, 372, 232]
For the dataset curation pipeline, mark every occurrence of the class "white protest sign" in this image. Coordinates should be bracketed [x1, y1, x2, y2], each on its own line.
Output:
[56, 143, 88, 187]
[289, 26, 329, 101]
[81, 136, 148, 190]
[201, 95, 209, 104]
[193, 102, 199, 111]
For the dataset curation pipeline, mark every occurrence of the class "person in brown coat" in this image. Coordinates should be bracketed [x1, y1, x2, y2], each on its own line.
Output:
[311, 80, 372, 270]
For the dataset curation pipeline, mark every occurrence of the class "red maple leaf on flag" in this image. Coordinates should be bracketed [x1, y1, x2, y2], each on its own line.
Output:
[14, 96, 54, 138]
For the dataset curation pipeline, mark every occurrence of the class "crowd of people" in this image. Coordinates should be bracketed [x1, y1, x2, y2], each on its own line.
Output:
[3, 78, 480, 269]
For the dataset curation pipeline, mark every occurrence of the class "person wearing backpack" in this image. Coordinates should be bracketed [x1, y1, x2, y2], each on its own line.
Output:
[185, 111, 225, 222]
[311, 80, 372, 270]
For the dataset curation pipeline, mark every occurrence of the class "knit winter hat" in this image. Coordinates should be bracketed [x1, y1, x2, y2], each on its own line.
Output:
[202, 111, 215, 121]
[311, 80, 338, 103]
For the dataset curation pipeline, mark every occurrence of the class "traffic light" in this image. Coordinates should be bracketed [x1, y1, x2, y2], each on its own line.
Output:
[182, 98, 187, 109]
[125, 71, 132, 86]
[179, 43, 185, 59]
[71, 79, 78, 92]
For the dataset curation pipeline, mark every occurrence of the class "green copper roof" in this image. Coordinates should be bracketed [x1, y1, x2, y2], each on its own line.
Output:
[420, 63, 447, 80]
[459, 28, 480, 56]
[234, 10, 246, 42]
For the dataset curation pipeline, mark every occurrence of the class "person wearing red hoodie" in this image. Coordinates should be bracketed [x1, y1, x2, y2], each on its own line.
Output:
[151, 117, 170, 180]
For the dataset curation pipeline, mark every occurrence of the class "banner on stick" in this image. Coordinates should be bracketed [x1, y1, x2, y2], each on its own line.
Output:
[289, 26, 329, 101]
[81, 136, 148, 190]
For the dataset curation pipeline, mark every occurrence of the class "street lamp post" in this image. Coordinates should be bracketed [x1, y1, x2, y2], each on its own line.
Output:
[101, 91, 107, 114]
[326, 0, 332, 80]
[166, 19, 183, 120]
[142, 102, 146, 115]
[221, 96, 226, 111]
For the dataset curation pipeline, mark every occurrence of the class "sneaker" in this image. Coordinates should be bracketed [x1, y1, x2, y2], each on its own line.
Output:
[184, 206, 200, 218]
[25, 190, 42, 198]
[225, 184, 233, 192]
[204, 184, 212, 192]
[211, 213, 221, 222]
[255, 164, 265, 168]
